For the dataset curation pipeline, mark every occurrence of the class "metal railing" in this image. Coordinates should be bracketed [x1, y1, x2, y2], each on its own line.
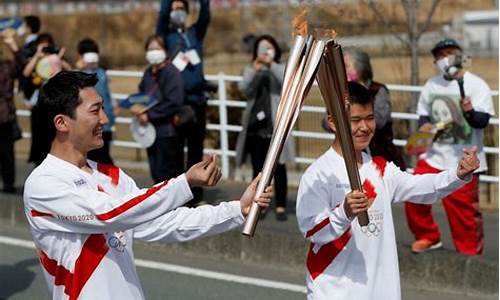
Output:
[17, 70, 499, 184]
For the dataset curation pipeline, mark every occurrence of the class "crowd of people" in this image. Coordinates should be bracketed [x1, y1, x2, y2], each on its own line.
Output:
[0, 1, 495, 299]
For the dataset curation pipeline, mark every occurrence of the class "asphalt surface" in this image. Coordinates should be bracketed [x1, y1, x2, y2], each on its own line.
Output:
[0, 158, 497, 299]
[0, 226, 495, 300]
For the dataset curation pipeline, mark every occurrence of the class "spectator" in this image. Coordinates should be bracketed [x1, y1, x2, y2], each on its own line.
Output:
[0, 35, 23, 193]
[236, 34, 295, 221]
[18, 15, 41, 102]
[296, 81, 479, 299]
[323, 48, 406, 170]
[405, 39, 495, 255]
[21, 15, 40, 60]
[23, 33, 69, 166]
[156, 0, 210, 206]
[134, 35, 184, 183]
[77, 38, 117, 165]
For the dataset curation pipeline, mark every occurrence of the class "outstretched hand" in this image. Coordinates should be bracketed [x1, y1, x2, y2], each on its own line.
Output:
[457, 146, 480, 180]
[240, 174, 272, 217]
[185, 155, 221, 187]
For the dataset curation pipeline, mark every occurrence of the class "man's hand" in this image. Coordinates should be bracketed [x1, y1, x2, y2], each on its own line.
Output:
[460, 96, 473, 113]
[239, 174, 272, 217]
[457, 146, 480, 180]
[344, 190, 369, 220]
[185, 155, 221, 187]
[418, 122, 434, 133]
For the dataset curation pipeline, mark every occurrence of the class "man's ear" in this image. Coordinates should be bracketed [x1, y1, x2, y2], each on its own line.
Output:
[53, 114, 69, 133]
[326, 114, 336, 133]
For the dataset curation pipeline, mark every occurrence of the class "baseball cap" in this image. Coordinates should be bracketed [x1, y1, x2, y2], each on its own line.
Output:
[431, 38, 462, 56]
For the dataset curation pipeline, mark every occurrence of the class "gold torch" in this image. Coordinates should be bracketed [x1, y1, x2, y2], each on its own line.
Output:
[315, 40, 369, 226]
[242, 13, 369, 237]
[242, 11, 327, 236]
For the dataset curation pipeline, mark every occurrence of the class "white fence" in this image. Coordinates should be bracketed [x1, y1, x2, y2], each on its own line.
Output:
[17, 70, 499, 184]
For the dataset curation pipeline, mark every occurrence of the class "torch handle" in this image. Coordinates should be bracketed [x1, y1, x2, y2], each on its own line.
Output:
[457, 77, 466, 99]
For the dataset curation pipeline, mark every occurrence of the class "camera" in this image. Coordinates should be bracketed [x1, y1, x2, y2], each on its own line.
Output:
[42, 46, 59, 54]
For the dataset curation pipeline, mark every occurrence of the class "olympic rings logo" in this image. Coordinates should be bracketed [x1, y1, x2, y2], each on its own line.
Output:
[360, 222, 382, 237]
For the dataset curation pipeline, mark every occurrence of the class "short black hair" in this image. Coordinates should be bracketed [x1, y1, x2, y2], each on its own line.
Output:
[348, 81, 374, 107]
[24, 15, 40, 34]
[36, 32, 54, 46]
[78, 38, 99, 55]
[172, 0, 189, 12]
[252, 34, 282, 63]
[37, 71, 98, 146]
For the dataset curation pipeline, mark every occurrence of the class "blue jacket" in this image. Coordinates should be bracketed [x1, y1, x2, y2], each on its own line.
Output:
[83, 67, 115, 132]
[139, 62, 183, 138]
[156, 0, 210, 105]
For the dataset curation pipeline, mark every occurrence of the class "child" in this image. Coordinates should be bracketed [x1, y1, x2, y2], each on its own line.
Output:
[295, 81, 479, 300]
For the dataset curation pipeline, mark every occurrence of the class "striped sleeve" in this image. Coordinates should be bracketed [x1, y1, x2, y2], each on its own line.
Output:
[24, 173, 193, 234]
[296, 168, 352, 245]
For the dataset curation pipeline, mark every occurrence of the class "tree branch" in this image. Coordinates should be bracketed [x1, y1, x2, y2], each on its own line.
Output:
[364, 0, 410, 47]
[417, 0, 441, 38]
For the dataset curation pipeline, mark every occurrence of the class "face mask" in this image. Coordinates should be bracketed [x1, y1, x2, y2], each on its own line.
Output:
[346, 69, 359, 82]
[83, 52, 99, 64]
[146, 49, 166, 65]
[17, 25, 26, 36]
[257, 43, 275, 61]
[435, 55, 460, 79]
[170, 9, 187, 27]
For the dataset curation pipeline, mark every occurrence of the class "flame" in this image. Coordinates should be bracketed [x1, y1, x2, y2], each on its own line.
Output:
[292, 8, 308, 36]
[313, 28, 337, 40]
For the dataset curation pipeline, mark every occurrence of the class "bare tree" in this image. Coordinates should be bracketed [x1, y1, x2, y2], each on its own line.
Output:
[365, 0, 441, 103]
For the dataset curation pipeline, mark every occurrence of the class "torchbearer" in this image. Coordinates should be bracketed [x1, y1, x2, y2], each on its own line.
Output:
[295, 81, 479, 300]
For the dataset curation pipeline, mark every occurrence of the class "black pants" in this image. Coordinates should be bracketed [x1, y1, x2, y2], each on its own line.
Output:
[246, 135, 288, 208]
[147, 136, 184, 183]
[0, 122, 16, 190]
[88, 131, 114, 165]
[181, 103, 207, 205]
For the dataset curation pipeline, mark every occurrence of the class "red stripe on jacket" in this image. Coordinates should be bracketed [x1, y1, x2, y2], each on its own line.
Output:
[38, 234, 109, 300]
[372, 156, 387, 177]
[96, 180, 170, 221]
[306, 218, 331, 238]
[97, 163, 120, 187]
[306, 228, 351, 280]
[31, 209, 54, 218]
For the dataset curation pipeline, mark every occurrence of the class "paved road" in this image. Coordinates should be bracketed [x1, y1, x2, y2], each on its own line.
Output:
[0, 224, 495, 300]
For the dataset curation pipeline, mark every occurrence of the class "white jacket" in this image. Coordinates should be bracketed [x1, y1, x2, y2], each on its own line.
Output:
[24, 154, 244, 299]
[296, 148, 468, 300]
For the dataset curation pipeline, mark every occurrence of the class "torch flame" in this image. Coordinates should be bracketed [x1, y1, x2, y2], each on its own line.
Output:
[313, 28, 337, 40]
[292, 8, 308, 36]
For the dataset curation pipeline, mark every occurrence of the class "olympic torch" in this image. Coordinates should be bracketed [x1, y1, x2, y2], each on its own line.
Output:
[315, 41, 369, 226]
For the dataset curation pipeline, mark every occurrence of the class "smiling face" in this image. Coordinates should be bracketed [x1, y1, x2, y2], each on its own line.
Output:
[349, 103, 376, 150]
[57, 87, 108, 153]
[328, 103, 375, 151]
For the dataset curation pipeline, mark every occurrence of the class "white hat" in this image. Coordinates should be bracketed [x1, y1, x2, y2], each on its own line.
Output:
[130, 119, 156, 148]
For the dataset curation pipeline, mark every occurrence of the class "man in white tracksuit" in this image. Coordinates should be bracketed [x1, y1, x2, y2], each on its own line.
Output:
[296, 81, 480, 300]
[23, 71, 272, 300]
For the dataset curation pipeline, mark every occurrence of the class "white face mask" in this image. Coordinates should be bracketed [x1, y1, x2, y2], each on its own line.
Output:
[257, 42, 276, 61]
[16, 25, 26, 36]
[83, 52, 99, 64]
[435, 55, 459, 78]
[146, 49, 166, 65]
